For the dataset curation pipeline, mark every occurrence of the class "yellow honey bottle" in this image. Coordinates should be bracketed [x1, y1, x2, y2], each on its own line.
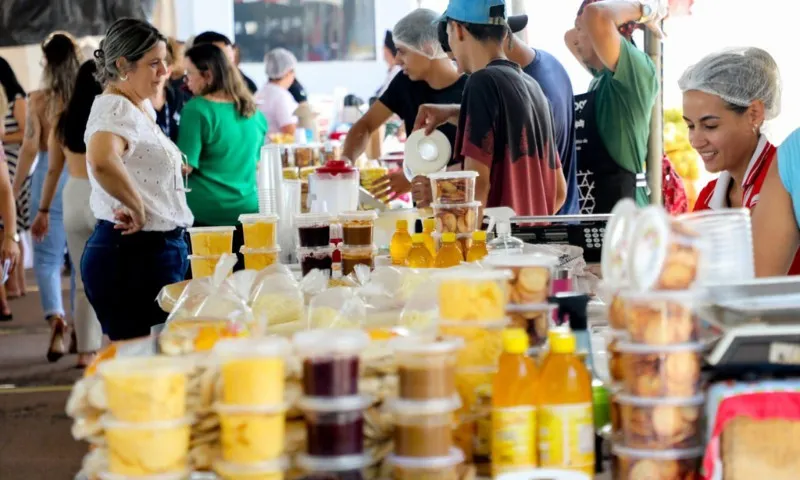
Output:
[537, 332, 594, 477]
[407, 234, 433, 268]
[492, 328, 538, 475]
[435, 233, 463, 268]
[422, 218, 437, 256]
[390, 219, 413, 266]
[466, 230, 489, 262]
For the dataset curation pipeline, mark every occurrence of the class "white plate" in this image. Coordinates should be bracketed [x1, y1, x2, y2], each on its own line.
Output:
[404, 129, 451, 176]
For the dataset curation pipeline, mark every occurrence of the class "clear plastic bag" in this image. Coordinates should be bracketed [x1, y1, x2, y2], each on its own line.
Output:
[398, 277, 439, 334]
[250, 269, 306, 332]
[306, 287, 367, 329]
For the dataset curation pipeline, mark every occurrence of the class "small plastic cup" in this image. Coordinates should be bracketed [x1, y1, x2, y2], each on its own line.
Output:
[295, 212, 334, 248]
[440, 321, 508, 369]
[239, 213, 279, 249]
[432, 201, 481, 234]
[214, 337, 291, 406]
[295, 452, 371, 476]
[388, 397, 461, 458]
[436, 269, 512, 322]
[617, 393, 705, 450]
[340, 245, 377, 276]
[483, 253, 559, 306]
[297, 245, 335, 277]
[215, 403, 287, 463]
[187, 226, 235, 256]
[339, 210, 378, 246]
[617, 341, 705, 398]
[293, 329, 370, 397]
[98, 357, 190, 422]
[213, 457, 288, 480]
[240, 246, 281, 271]
[390, 337, 464, 401]
[618, 290, 702, 345]
[103, 415, 192, 476]
[611, 445, 703, 480]
[428, 170, 478, 204]
[387, 448, 465, 480]
[297, 395, 372, 457]
[189, 254, 223, 278]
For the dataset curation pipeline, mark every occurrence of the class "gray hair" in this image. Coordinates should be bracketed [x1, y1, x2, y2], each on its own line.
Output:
[94, 18, 166, 84]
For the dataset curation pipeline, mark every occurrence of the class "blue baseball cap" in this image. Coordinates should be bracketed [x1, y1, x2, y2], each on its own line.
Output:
[440, 0, 509, 26]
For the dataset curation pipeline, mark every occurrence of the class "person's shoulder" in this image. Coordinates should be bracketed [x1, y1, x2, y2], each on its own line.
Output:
[89, 94, 135, 119]
[388, 71, 414, 88]
[693, 179, 718, 211]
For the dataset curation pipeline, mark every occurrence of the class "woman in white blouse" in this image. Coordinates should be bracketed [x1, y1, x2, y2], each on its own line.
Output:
[82, 18, 194, 340]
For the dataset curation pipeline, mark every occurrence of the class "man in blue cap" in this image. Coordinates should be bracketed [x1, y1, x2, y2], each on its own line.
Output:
[415, 0, 567, 217]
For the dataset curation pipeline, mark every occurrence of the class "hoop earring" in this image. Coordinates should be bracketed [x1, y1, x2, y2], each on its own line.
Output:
[119, 74, 128, 82]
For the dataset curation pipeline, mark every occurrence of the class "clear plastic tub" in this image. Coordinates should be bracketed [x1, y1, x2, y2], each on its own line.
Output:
[432, 202, 481, 234]
[295, 452, 371, 477]
[98, 356, 190, 422]
[606, 330, 628, 385]
[600, 198, 639, 288]
[608, 290, 627, 330]
[618, 290, 702, 345]
[99, 472, 190, 480]
[102, 415, 192, 476]
[390, 398, 460, 457]
[428, 171, 478, 204]
[293, 329, 370, 397]
[297, 395, 372, 457]
[340, 245, 377, 276]
[506, 303, 556, 348]
[437, 269, 511, 322]
[189, 254, 224, 278]
[387, 447, 464, 480]
[617, 393, 705, 450]
[187, 226, 236, 256]
[297, 245, 335, 277]
[213, 457, 288, 480]
[295, 212, 334, 248]
[391, 337, 464, 401]
[440, 321, 507, 369]
[617, 342, 705, 398]
[483, 253, 559, 305]
[240, 246, 281, 271]
[611, 445, 703, 480]
[215, 403, 287, 463]
[239, 213, 279, 249]
[339, 210, 378, 246]
[214, 337, 291, 406]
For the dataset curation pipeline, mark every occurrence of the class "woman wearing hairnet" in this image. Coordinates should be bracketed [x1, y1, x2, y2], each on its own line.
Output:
[680, 48, 799, 275]
[255, 48, 300, 135]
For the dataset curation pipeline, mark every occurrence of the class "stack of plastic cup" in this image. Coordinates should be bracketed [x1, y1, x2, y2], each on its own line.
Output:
[679, 208, 755, 284]
[259, 145, 286, 216]
[428, 171, 480, 257]
[96, 357, 193, 479]
[386, 337, 466, 479]
[187, 226, 235, 278]
[212, 337, 292, 480]
[295, 212, 336, 277]
[338, 210, 378, 277]
[292, 330, 373, 479]
[279, 180, 303, 263]
[239, 213, 281, 271]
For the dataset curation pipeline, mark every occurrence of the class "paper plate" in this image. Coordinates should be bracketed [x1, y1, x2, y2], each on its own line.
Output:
[404, 129, 451, 176]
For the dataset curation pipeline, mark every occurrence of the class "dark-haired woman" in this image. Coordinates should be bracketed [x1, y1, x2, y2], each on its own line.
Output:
[178, 43, 267, 269]
[32, 61, 104, 367]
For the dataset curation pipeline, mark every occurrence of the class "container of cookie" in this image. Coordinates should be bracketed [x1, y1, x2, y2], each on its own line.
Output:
[617, 393, 705, 449]
[601, 198, 639, 288]
[611, 445, 703, 480]
[618, 342, 704, 398]
[628, 206, 706, 291]
[483, 253, 559, 305]
[607, 289, 628, 330]
[428, 171, 478, 204]
[432, 202, 481, 234]
[506, 303, 556, 347]
[618, 290, 702, 345]
[606, 330, 628, 386]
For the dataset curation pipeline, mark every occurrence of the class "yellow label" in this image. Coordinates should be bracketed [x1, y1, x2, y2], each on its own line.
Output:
[538, 403, 595, 475]
[491, 406, 537, 472]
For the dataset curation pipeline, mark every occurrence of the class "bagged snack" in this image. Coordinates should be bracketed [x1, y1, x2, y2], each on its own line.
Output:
[250, 270, 305, 329]
[307, 287, 367, 329]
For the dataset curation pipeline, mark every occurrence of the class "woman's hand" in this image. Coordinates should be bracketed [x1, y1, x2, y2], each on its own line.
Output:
[113, 206, 146, 235]
[1, 236, 20, 272]
[413, 104, 460, 135]
[31, 212, 49, 241]
[411, 175, 433, 208]
[369, 170, 412, 202]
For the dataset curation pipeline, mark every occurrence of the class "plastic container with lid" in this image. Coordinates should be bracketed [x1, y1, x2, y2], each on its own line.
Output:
[214, 337, 291, 406]
[392, 405, 458, 458]
[295, 212, 334, 248]
[239, 213, 279, 249]
[240, 246, 281, 271]
[433, 201, 481, 234]
[618, 289, 702, 345]
[483, 253, 559, 306]
[102, 415, 192, 476]
[611, 445, 704, 480]
[428, 171, 478, 204]
[391, 337, 464, 401]
[98, 356, 191, 422]
[339, 210, 378, 246]
[617, 341, 705, 398]
[600, 199, 640, 288]
[387, 447, 465, 480]
[440, 321, 508, 369]
[293, 329, 370, 397]
[99, 472, 190, 480]
[295, 452, 371, 477]
[308, 159, 359, 217]
[437, 269, 512, 322]
[187, 226, 236, 256]
[297, 395, 372, 457]
[297, 245, 335, 277]
[215, 403, 287, 462]
[340, 245, 376, 276]
[213, 457, 289, 480]
[189, 254, 224, 278]
[617, 393, 705, 450]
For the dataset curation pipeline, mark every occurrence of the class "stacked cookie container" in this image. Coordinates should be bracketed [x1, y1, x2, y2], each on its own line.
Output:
[429, 171, 481, 256]
[338, 211, 378, 277]
[239, 213, 281, 271]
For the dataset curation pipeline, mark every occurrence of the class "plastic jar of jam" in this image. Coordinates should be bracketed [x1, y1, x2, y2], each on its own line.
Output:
[293, 329, 370, 397]
[339, 211, 378, 246]
[297, 395, 373, 456]
[391, 337, 463, 401]
[295, 212, 334, 248]
[340, 245, 376, 277]
[297, 245, 336, 277]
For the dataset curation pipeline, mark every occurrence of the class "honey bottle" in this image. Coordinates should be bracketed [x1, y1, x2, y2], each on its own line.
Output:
[422, 218, 437, 256]
[466, 230, 489, 262]
[435, 232, 463, 268]
[406, 234, 433, 268]
[390, 219, 413, 266]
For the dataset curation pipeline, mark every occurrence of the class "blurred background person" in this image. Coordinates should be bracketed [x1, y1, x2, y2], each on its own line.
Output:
[153, 38, 189, 142]
[256, 48, 299, 136]
[0, 84, 21, 321]
[377, 30, 402, 97]
[192, 31, 258, 94]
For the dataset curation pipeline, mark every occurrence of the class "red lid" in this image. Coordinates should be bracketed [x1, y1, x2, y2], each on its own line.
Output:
[316, 159, 357, 175]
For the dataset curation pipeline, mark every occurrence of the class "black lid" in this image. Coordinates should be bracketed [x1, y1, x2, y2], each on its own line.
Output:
[549, 292, 590, 331]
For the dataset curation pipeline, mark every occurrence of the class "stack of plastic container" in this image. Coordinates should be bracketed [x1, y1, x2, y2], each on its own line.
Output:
[212, 337, 292, 480]
[428, 171, 480, 257]
[187, 226, 236, 278]
[293, 330, 373, 479]
[387, 337, 465, 479]
[96, 356, 194, 480]
[295, 212, 336, 277]
[338, 211, 378, 276]
[239, 213, 281, 271]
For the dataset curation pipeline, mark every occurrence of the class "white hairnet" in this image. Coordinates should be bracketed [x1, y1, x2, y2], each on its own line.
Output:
[265, 48, 298, 79]
[392, 8, 448, 60]
[678, 47, 781, 120]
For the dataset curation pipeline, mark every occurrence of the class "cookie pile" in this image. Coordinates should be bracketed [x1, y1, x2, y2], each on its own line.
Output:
[428, 171, 481, 254]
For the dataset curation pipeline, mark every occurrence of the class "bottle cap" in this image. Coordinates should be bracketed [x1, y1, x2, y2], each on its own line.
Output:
[411, 233, 425, 244]
[442, 232, 456, 242]
[550, 332, 576, 354]
[396, 219, 408, 229]
[423, 218, 435, 230]
[472, 230, 487, 242]
[502, 328, 529, 354]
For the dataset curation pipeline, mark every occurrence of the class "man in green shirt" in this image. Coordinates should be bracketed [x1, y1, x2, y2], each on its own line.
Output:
[565, 0, 667, 212]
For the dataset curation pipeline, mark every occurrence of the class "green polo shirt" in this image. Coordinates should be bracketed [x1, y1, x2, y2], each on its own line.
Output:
[178, 97, 267, 226]
[590, 39, 659, 207]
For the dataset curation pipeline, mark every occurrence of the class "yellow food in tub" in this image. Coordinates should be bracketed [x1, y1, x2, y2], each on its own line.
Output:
[104, 416, 191, 476]
[216, 338, 290, 406]
[218, 407, 286, 463]
[99, 357, 189, 422]
[188, 227, 235, 256]
[190, 255, 223, 278]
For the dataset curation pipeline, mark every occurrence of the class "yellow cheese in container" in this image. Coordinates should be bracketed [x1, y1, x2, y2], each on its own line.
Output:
[439, 322, 506, 369]
[187, 226, 235, 256]
[216, 403, 287, 463]
[239, 214, 279, 249]
[213, 457, 288, 480]
[240, 247, 281, 271]
[437, 270, 511, 322]
[189, 254, 223, 278]
[103, 415, 192, 476]
[214, 338, 290, 406]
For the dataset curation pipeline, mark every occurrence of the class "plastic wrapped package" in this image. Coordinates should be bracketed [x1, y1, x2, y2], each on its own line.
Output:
[156, 279, 192, 313]
[249, 270, 306, 332]
[80, 447, 109, 480]
[398, 278, 439, 334]
[307, 287, 367, 329]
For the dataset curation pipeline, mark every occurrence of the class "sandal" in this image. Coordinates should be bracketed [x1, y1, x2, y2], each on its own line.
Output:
[46, 316, 68, 363]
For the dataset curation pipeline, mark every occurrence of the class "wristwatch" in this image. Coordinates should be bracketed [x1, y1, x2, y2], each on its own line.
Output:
[637, 1, 655, 23]
[5, 232, 19, 243]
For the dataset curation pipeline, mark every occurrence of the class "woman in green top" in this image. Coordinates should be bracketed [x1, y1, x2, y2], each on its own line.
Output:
[178, 43, 267, 268]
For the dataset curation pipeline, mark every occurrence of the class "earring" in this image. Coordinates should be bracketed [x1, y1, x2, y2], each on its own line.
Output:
[752, 125, 758, 135]
[119, 73, 128, 82]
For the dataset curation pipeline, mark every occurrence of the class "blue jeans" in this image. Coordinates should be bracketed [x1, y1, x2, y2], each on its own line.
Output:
[30, 152, 75, 319]
[81, 220, 189, 341]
